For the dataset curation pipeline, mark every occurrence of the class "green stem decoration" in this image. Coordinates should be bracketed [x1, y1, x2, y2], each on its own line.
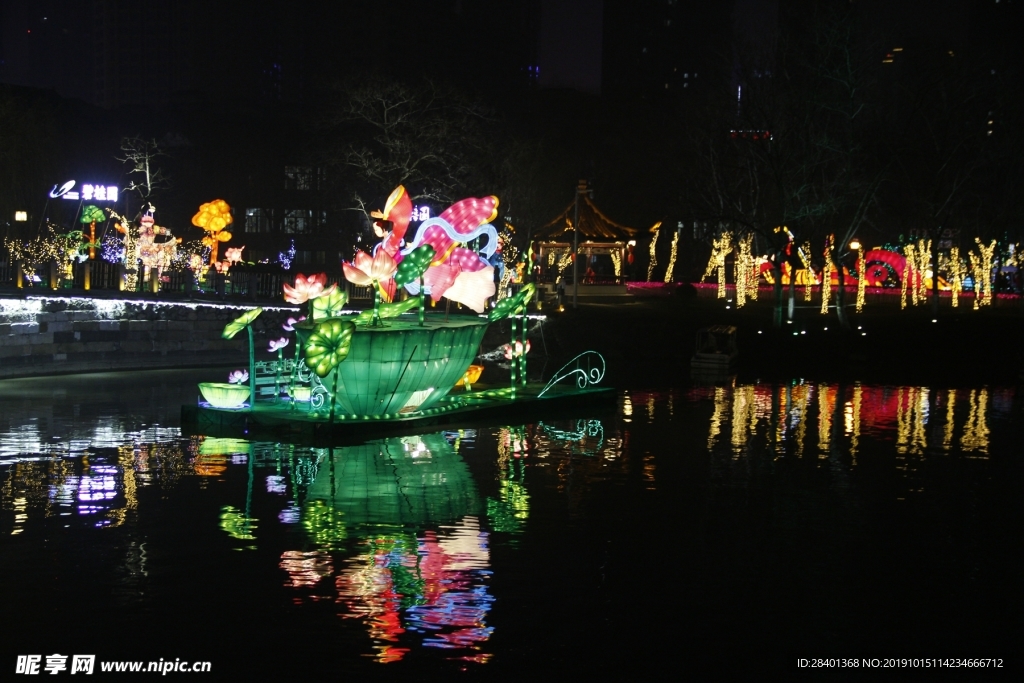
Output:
[275, 349, 283, 401]
[220, 307, 263, 410]
[290, 342, 300, 410]
[372, 283, 382, 327]
[510, 315, 518, 397]
[247, 325, 256, 408]
[520, 311, 528, 389]
[330, 366, 339, 422]
[418, 275, 425, 326]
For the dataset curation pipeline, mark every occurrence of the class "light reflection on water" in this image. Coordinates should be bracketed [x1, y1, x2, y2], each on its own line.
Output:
[0, 371, 1018, 674]
[696, 381, 1002, 459]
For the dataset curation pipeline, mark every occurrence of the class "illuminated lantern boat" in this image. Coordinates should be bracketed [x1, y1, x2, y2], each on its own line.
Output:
[198, 382, 250, 409]
[329, 317, 489, 416]
[186, 186, 614, 436]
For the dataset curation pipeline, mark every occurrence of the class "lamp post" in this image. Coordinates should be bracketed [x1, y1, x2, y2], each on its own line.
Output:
[572, 179, 589, 309]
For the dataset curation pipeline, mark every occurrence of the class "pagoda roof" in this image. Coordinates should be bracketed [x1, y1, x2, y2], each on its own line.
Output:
[534, 196, 638, 242]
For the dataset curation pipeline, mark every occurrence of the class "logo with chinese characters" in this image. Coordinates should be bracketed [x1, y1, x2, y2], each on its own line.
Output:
[16, 655, 95, 675]
[48, 181, 119, 203]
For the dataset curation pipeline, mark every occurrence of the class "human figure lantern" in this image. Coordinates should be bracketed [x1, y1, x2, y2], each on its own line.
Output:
[191, 199, 233, 267]
[136, 210, 179, 283]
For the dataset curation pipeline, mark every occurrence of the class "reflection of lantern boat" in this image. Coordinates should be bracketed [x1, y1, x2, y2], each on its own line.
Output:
[304, 433, 492, 662]
[306, 433, 480, 531]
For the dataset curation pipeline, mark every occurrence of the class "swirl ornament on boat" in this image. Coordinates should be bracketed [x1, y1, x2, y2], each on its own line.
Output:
[537, 351, 606, 398]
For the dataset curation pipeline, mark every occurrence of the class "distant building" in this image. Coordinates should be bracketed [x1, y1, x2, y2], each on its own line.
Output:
[602, 0, 733, 104]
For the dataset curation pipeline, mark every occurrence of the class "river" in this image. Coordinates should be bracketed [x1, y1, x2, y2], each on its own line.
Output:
[0, 370, 1019, 677]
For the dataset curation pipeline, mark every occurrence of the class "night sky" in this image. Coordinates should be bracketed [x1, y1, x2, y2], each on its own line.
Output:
[2, 0, 1023, 252]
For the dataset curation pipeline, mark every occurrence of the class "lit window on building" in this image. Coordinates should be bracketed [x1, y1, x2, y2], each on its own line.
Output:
[284, 166, 314, 190]
[283, 209, 312, 234]
[245, 208, 273, 233]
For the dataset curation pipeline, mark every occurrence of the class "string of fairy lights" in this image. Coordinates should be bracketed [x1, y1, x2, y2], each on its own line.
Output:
[647, 227, 660, 281]
[663, 231, 679, 285]
[820, 235, 834, 314]
[699, 230, 1016, 312]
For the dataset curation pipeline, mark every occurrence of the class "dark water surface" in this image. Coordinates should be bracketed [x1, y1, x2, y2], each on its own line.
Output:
[1, 370, 1021, 679]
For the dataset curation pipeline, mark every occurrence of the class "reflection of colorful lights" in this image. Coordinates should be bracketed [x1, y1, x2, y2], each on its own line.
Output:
[219, 505, 257, 540]
[895, 387, 928, 456]
[818, 384, 834, 455]
[328, 518, 494, 663]
[538, 420, 606, 456]
[302, 500, 347, 547]
[12, 496, 27, 535]
[489, 428, 530, 532]
[790, 384, 809, 458]
[278, 502, 300, 524]
[280, 550, 333, 588]
[731, 384, 757, 454]
[961, 389, 990, 455]
[943, 389, 956, 451]
[78, 465, 118, 502]
[700, 382, 998, 480]
[708, 385, 729, 450]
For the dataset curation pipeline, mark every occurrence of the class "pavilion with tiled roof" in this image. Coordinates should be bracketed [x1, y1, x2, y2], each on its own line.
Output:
[534, 197, 638, 284]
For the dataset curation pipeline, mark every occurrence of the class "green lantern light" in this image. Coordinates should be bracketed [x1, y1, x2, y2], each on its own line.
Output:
[197, 382, 251, 408]
[222, 308, 263, 339]
[80, 205, 106, 224]
[394, 245, 436, 287]
[304, 318, 356, 420]
[311, 287, 348, 320]
[488, 284, 534, 393]
[222, 307, 262, 405]
[488, 283, 535, 321]
[395, 245, 436, 325]
[321, 318, 489, 416]
[304, 319, 355, 378]
[351, 297, 418, 326]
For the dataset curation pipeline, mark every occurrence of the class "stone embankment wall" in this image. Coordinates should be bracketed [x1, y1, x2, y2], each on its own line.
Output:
[0, 295, 297, 379]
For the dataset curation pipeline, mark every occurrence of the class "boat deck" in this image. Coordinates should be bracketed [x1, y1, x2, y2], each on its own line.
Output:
[181, 383, 617, 443]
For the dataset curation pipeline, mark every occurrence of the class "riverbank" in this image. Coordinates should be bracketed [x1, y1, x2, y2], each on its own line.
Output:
[4, 289, 1022, 386]
[0, 294, 296, 379]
